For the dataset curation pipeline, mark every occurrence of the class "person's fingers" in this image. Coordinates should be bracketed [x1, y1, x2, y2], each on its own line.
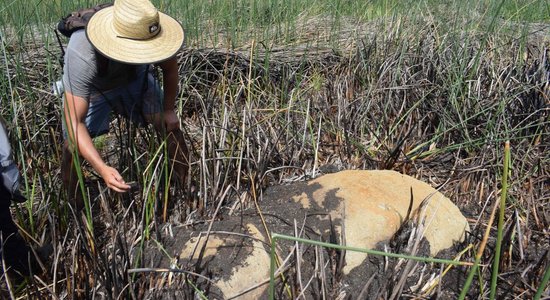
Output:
[111, 177, 130, 191]
[112, 172, 123, 182]
[108, 181, 130, 193]
[102, 167, 131, 192]
[113, 181, 131, 191]
[109, 185, 127, 193]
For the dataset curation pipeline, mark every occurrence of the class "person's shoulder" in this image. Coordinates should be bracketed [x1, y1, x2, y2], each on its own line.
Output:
[67, 30, 91, 48]
[69, 29, 87, 41]
[63, 28, 97, 77]
[66, 29, 96, 61]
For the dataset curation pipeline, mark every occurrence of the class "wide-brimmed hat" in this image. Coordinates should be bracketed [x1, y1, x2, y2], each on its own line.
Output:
[86, 0, 184, 64]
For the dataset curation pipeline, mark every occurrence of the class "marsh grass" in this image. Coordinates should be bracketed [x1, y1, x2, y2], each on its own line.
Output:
[1, 0, 549, 298]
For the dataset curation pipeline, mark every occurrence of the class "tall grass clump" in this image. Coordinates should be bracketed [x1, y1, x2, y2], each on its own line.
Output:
[1, 0, 549, 298]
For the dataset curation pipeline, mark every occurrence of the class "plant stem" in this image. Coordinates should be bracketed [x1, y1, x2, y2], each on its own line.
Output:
[460, 141, 510, 299]
[490, 141, 510, 299]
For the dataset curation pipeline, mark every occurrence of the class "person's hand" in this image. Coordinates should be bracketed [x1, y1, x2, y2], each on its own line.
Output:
[163, 109, 180, 132]
[99, 165, 130, 193]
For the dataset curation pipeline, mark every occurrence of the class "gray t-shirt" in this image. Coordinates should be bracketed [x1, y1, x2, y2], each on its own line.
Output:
[62, 30, 138, 99]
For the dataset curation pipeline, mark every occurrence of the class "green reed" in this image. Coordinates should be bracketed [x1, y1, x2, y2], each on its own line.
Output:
[0, 0, 548, 298]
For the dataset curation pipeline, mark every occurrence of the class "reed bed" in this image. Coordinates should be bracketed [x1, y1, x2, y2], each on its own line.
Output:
[1, 0, 549, 298]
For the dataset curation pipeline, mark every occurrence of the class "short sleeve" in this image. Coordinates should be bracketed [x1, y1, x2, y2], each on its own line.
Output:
[62, 30, 98, 99]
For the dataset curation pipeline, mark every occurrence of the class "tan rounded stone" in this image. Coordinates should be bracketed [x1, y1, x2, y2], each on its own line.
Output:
[292, 170, 470, 274]
[179, 223, 271, 299]
[172, 170, 470, 297]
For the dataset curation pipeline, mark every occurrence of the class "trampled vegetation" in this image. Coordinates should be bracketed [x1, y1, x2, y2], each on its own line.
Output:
[0, 0, 548, 299]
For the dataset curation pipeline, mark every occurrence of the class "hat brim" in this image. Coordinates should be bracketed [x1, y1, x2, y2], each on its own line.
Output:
[86, 7, 184, 65]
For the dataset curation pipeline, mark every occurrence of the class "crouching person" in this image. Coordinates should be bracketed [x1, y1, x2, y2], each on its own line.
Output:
[0, 116, 37, 282]
[61, 0, 189, 209]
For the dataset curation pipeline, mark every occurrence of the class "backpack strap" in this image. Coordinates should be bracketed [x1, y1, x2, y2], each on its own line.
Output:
[54, 29, 66, 67]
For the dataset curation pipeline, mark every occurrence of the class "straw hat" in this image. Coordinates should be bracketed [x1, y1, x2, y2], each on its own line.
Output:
[86, 0, 184, 64]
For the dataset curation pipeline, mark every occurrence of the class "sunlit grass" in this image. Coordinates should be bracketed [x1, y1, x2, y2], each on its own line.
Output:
[1, 0, 548, 49]
[0, 0, 548, 298]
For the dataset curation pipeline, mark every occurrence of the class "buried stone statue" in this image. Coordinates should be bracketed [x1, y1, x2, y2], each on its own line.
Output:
[144, 170, 470, 299]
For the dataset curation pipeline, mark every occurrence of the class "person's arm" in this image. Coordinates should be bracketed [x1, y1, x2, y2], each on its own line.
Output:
[157, 56, 180, 132]
[64, 92, 130, 192]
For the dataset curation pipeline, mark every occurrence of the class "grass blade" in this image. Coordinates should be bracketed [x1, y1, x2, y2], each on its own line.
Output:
[490, 141, 511, 299]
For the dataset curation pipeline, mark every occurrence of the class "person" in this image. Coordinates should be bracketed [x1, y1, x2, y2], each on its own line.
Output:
[0, 116, 37, 281]
[61, 0, 189, 208]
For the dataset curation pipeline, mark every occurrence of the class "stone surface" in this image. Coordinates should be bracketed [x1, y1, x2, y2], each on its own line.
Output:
[290, 170, 470, 274]
[147, 170, 470, 298]
[178, 223, 271, 299]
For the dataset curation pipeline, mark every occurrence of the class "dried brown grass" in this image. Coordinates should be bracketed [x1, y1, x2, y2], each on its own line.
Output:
[0, 16, 548, 299]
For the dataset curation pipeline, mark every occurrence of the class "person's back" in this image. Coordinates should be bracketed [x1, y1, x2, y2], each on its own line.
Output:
[62, 30, 139, 98]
